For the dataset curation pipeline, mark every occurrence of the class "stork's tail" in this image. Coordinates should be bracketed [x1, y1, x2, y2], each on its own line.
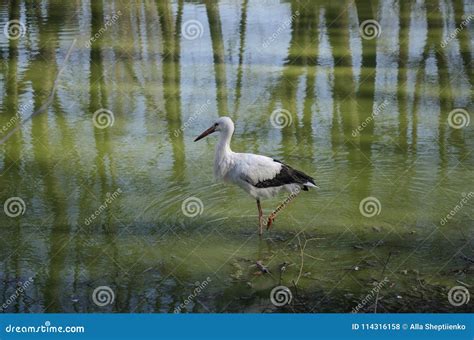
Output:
[304, 181, 318, 189]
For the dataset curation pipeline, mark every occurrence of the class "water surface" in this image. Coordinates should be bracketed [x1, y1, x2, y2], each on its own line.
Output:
[0, 0, 472, 313]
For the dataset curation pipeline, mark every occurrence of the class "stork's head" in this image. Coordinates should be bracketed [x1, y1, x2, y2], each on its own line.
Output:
[194, 116, 234, 142]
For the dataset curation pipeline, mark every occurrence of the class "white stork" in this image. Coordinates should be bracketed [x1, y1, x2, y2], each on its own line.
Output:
[194, 116, 317, 235]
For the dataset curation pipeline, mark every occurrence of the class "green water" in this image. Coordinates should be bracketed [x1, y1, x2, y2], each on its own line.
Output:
[0, 0, 472, 313]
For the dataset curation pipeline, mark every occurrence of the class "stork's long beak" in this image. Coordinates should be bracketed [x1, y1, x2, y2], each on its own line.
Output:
[194, 125, 216, 142]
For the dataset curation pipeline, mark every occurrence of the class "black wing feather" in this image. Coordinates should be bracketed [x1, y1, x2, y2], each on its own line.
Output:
[252, 159, 316, 189]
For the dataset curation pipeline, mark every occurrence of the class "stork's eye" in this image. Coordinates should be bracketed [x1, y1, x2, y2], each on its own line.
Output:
[214, 123, 219, 127]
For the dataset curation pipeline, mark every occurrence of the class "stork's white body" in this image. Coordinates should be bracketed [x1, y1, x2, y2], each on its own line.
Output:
[195, 116, 316, 233]
[215, 149, 300, 200]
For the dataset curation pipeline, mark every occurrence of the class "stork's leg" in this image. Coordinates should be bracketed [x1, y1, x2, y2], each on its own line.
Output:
[267, 189, 301, 230]
[257, 199, 264, 235]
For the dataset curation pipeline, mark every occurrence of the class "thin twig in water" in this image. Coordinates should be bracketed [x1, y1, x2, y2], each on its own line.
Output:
[0, 39, 77, 145]
[295, 234, 304, 286]
[374, 252, 391, 313]
[291, 279, 309, 312]
[294, 234, 321, 287]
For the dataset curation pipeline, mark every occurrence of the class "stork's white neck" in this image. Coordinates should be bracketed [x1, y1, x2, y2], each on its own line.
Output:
[216, 128, 233, 153]
[214, 127, 234, 180]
